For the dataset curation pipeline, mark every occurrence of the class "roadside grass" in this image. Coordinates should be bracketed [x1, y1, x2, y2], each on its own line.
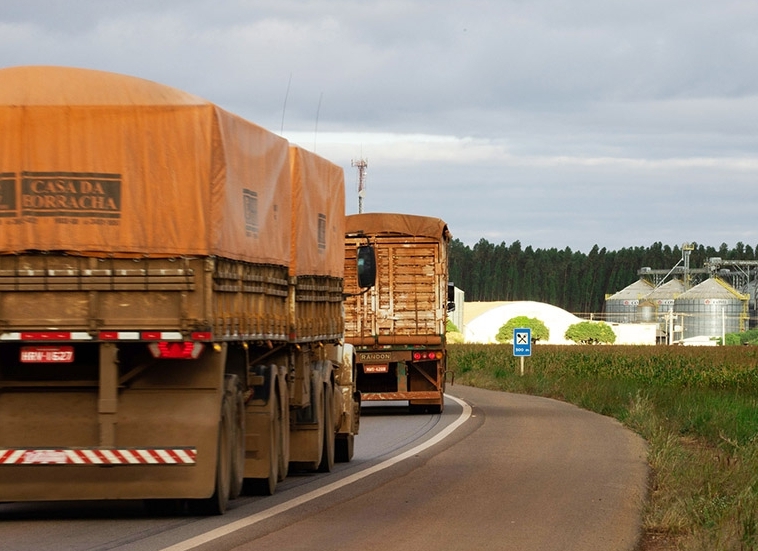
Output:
[447, 344, 758, 550]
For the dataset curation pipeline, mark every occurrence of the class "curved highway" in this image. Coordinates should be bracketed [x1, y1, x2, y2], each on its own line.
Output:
[0, 386, 648, 551]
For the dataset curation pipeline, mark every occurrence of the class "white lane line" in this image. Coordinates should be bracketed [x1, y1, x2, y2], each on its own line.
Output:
[160, 394, 472, 551]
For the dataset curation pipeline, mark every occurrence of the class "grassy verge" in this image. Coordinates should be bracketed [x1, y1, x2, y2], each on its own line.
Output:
[447, 344, 758, 550]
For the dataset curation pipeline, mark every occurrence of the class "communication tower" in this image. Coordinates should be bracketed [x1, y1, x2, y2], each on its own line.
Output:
[352, 158, 368, 213]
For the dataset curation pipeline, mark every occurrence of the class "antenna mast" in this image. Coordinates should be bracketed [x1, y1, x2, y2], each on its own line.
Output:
[352, 158, 368, 213]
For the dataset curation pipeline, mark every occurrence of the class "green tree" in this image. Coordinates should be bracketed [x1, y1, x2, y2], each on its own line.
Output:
[445, 237, 758, 314]
[446, 319, 464, 343]
[496, 316, 549, 344]
[565, 321, 617, 344]
[723, 328, 758, 346]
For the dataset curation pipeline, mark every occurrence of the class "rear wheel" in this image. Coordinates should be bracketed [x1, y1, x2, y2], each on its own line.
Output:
[229, 376, 245, 499]
[190, 391, 233, 515]
[245, 389, 280, 496]
[276, 385, 289, 481]
[143, 498, 182, 516]
[293, 378, 325, 472]
[428, 397, 444, 414]
[335, 434, 354, 462]
[410, 401, 444, 414]
[317, 384, 335, 473]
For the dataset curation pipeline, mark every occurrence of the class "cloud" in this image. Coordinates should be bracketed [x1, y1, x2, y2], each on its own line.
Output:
[2, 0, 758, 254]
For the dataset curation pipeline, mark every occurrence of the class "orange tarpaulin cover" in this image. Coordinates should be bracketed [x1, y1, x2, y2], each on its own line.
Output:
[0, 65, 295, 265]
[289, 146, 345, 277]
[345, 212, 450, 242]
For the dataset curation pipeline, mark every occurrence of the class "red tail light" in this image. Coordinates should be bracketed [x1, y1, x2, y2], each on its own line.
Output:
[412, 351, 443, 361]
[148, 341, 204, 360]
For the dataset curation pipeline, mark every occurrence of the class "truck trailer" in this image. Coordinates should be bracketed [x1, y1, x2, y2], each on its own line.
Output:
[343, 213, 453, 414]
[0, 66, 371, 514]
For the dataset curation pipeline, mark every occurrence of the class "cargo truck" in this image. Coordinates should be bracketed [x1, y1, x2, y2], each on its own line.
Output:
[343, 213, 453, 414]
[0, 66, 372, 514]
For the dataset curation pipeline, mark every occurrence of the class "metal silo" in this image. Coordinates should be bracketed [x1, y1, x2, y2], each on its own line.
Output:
[636, 300, 656, 323]
[740, 278, 758, 330]
[645, 278, 686, 318]
[604, 279, 654, 323]
[673, 277, 748, 340]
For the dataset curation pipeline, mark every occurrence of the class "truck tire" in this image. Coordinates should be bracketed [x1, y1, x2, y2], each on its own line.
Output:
[291, 376, 325, 472]
[317, 384, 335, 473]
[428, 403, 444, 414]
[190, 391, 233, 515]
[409, 402, 444, 414]
[229, 377, 245, 500]
[245, 389, 281, 496]
[335, 434, 354, 462]
[276, 383, 289, 482]
[143, 498, 183, 516]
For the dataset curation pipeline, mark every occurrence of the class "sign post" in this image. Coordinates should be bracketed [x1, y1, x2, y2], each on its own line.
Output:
[512, 328, 532, 376]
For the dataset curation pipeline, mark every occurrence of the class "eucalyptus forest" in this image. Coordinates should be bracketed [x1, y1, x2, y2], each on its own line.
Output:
[448, 239, 758, 316]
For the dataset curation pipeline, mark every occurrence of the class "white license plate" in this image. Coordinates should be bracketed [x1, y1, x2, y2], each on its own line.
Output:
[364, 364, 389, 374]
[20, 346, 74, 363]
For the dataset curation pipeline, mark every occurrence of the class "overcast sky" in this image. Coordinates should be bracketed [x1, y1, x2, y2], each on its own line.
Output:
[3, 0, 757, 253]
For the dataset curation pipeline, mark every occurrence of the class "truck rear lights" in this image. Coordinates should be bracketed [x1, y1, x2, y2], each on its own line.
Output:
[148, 341, 204, 360]
[412, 351, 443, 361]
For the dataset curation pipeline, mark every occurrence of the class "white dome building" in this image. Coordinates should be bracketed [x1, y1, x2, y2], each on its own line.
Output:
[463, 301, 583, 345]
[462, 300, 657, 345]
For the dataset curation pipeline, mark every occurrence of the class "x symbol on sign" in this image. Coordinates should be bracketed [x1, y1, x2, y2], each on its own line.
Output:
[517, 333, 528, 344]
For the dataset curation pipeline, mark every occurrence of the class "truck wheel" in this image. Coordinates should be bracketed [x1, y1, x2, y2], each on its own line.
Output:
[317, 384, 335, 473]
[433, 391, 445, 414]
[190, 391, 233, 515]
[293, 377, 325, 472]
[276, 384, 289, 482]
[335, 434, 354, 462]
[245, 389, 281, 496]
[229, 378, 245, 500]
[143, 498, 182, 516]
[409, 404, 425, 414]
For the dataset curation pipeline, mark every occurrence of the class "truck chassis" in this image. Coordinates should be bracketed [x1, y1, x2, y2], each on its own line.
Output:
[0, 255, 360, 513]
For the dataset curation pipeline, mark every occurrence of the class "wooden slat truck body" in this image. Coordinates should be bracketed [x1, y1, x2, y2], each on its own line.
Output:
[0, 66, 368, 514]
[344, 213, 452, 413]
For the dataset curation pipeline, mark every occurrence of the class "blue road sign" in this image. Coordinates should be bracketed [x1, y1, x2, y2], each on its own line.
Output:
[513, 328, 532, 357]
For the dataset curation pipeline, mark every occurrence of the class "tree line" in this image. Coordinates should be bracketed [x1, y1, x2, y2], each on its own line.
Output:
[448, 239, 758, 316]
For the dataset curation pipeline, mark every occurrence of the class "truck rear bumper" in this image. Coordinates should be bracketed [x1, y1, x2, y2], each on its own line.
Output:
[0, 447, 197, 466]
[0, 460, 211, 502]
[361, 391, 442, 402]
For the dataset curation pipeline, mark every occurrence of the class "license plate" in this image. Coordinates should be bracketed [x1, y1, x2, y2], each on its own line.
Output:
[364, 364, 389, 374]
[20, 346, 74, 363]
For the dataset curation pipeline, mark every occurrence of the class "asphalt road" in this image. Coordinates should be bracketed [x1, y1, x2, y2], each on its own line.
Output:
[0, 398, 461, 551]
[228, 385, 649, 551]
[0, 386, 649, 551]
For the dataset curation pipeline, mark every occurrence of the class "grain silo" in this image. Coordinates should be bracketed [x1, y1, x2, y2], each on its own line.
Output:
[604, 278, 655, 323]
[644, 278, 686, 317]
[740, 278, 758, 331]
[630, 278, 685, 324]
[673, 277, 748, 340]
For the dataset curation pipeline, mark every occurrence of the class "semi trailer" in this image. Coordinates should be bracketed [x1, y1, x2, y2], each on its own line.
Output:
[343, 213, 453, 414]
[0, 65, 372, 514]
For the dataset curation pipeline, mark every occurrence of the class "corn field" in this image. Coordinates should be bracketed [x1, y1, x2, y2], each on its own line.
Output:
[448, 344, 758, 550]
